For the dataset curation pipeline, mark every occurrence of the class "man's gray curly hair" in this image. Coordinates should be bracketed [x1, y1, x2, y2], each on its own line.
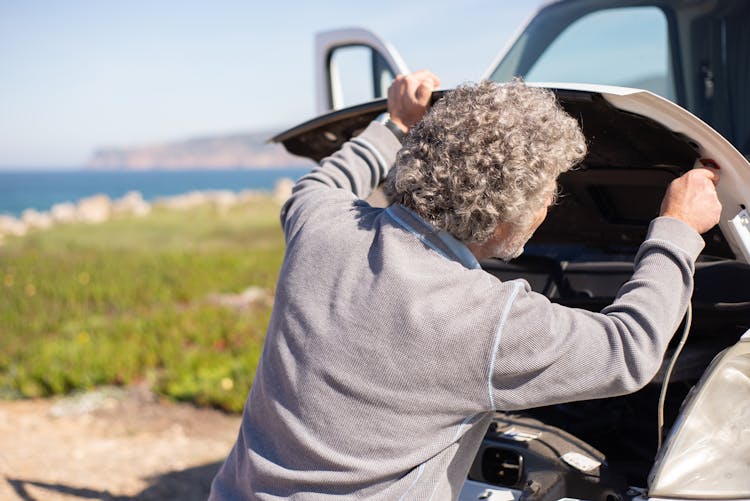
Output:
[385, 79, 587, 244]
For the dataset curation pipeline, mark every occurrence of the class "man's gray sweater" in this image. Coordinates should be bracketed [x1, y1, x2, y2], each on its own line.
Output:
[209, 122, 704, 500]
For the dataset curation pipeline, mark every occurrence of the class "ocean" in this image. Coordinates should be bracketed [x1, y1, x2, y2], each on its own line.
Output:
[0, 167, 311, 218]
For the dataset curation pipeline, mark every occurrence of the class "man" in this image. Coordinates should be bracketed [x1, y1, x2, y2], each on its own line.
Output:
[210, 71, 721, 500]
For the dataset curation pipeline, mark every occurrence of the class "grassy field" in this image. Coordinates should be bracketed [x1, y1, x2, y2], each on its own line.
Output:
[0, 197, 285, 412]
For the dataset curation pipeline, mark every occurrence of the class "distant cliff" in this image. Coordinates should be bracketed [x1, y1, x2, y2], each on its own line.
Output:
[87, 131, 313, 170]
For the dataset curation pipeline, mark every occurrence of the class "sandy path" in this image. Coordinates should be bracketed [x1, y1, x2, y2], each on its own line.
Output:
[0, 386, 242, 500]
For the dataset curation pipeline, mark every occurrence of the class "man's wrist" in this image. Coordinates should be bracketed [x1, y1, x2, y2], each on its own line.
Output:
[375, 112, 407, 143]
[647, 216, 705, 260]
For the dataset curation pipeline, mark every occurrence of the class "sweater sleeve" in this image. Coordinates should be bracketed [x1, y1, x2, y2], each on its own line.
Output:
[487, 216, 705, 411]
[280, 122, 402, 242]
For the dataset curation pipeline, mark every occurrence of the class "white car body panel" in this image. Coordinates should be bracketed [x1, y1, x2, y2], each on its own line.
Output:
[647, 336, 750, 497]
[645, 498, 750, 501]
[314, 28, 409, 115]
[457, 479, 519, 501]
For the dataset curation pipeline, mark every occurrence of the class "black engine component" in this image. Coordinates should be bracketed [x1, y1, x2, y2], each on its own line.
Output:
[467, 413, 628, 501]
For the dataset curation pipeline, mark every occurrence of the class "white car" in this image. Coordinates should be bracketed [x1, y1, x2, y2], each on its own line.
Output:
[273, 1, 750, 499]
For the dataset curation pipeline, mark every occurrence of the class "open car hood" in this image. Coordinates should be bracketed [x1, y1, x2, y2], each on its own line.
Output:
[274, 84, 750, 263]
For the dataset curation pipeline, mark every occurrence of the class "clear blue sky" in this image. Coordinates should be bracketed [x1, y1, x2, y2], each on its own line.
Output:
[0, 0, 545, 168]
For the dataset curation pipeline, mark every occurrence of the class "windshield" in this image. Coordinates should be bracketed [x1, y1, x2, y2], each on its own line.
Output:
[525, 7, 673, 100]
[489, 1, 750, 157]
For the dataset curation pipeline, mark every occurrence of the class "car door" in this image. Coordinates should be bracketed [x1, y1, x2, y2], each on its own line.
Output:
[313, 28, 409, 115]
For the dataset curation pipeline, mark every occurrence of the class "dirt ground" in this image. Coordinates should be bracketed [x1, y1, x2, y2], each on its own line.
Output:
[0, 386, 242, 500]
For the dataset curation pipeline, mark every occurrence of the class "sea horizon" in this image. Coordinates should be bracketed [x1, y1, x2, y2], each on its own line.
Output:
[0, 166, 311, 218]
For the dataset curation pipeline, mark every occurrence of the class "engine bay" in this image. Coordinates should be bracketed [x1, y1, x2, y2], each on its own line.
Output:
[472, 256, 750, 498]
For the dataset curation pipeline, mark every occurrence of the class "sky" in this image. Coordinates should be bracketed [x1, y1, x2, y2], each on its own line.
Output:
[0, 0, 546, 168]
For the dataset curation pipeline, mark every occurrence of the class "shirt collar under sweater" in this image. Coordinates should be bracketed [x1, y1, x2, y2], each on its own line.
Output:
[384, 204, 481, 270]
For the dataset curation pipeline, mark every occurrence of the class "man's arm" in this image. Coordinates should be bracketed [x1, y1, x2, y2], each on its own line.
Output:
[280, 71, 440, 241]
[487, 168, 722, 410]
[487, 217, 702, 409]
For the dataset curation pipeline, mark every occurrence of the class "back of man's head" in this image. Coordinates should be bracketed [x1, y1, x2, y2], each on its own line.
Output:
[385, 79, 587, 244]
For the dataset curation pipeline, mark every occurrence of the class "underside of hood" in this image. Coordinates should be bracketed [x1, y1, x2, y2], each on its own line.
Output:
[530, 88, 722, 257]
[274, 86, 748, 260]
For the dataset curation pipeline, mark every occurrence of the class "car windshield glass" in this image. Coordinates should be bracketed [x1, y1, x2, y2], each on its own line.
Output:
[524, 7, 674, 100]
[489, 1, 750, 157]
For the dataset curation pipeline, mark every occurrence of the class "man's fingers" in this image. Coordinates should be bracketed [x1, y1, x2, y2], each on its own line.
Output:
[391, 70, 440, 97]
[661, 166, 723, 233]
[694, 165, 720, 185]
[387, 70, 442, 130]
[415, 80, 437, 104]
[409, 69, 441, 88]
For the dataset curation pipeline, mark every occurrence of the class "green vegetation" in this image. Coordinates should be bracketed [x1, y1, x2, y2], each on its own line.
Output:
[0, 198, 285, 412]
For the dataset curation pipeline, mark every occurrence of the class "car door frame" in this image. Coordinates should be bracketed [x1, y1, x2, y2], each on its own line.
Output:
[315, 28, 410, 115]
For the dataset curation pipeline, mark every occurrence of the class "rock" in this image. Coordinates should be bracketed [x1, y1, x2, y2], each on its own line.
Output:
[77, 194, 112, 224]
[208, 190, 238, 212]
[51, 202, 78, 223]
[237, 189, 262, 203]
[274, 177, 294, 203]
[113, 191, 151, 217]
[6, 185, 283, 242]
[0, 215, 27, 237]
[22, 209, 54, 230]
[49, 386, 126, 417]
[155, 191, 208, 211]
[206, 286, 270, 310]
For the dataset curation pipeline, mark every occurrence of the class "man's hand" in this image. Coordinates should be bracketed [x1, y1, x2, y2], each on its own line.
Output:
[660, 167, 722, 234]
[387, 70, 441, 132]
